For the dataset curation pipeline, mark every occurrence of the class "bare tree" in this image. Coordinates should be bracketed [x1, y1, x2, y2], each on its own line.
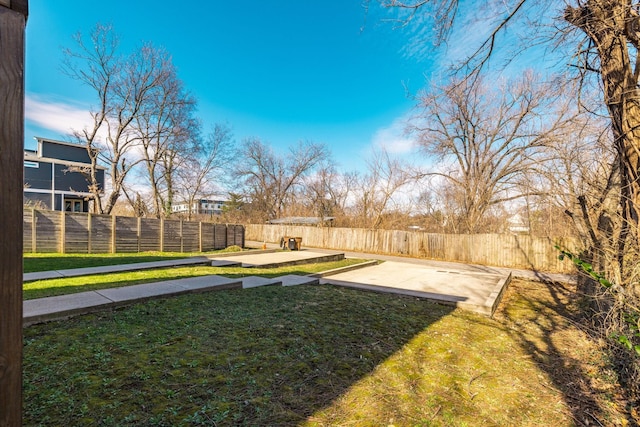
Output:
[416, 177, 502, 234]
[376, 0, 640, 251]
[63, 23, 117, 213]
[351, 147, 416, 229]
[64, 24, 180, 215]
[535, 110, 622, 270]
[132, 62, 199, 218]
[235, 138, 329, 221]
[412, 72, 572, 233]
[564, 1, 640, 243]
[175, 124, 234, 221]
[299, 160, 356, 222]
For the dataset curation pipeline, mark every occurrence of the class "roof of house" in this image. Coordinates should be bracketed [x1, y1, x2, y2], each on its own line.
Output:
[267, 216, 335, 225]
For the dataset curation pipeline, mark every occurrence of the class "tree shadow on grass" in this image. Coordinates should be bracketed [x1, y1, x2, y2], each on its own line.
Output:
[22, 285, 453, 426]
[511, 238, 636, 425]
[494, 278, 634, 426]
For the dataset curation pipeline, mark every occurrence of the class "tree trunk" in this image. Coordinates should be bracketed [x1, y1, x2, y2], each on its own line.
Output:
[566, 0, 640, 247]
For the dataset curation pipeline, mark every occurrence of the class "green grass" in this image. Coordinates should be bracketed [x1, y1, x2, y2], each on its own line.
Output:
[23, 280, 629, 426]
[23, 258, 369, 300]
[24, 252, 210, 273]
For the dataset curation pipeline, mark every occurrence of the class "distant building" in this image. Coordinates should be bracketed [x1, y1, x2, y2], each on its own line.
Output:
[24, 137, 105, 212]
[507, 213, 530, 234]
[171, 198, 227, 216]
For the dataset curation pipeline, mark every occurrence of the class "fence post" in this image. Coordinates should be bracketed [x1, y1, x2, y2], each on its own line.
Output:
[180, 220, 184, 253]
[137, 217, 141, 253]
[199, 221, 203, 253]
[0, 1, 28, 425]
[87, 212, 92, 254]
[31, 207, 36, 253]
[160, 218, 165, 252]
[60, 210, 66, 253]
[111, 215, 116, 254]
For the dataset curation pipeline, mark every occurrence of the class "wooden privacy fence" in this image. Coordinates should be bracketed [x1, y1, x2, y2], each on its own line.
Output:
[24, 208, 244, 253]
[246, 224, 580, 273]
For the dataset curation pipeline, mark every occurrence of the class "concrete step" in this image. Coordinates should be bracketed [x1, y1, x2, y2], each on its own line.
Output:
[24, 275, 242, 326]
[278, 274, 320, 287]
[240, 276, 282, 289]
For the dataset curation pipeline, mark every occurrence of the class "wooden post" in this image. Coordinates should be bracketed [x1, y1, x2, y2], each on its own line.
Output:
[31, 207, 36, 253]
[59, 210, 66, 253]
[111, 215, 116, 254]
[87, 212, 92, 253]
[160, 218, 165, 252]
[180, 220, 184, 253]
[0, 1, 28, 425]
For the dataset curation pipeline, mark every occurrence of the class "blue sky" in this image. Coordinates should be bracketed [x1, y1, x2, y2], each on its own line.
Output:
[24, 1, 436, 171]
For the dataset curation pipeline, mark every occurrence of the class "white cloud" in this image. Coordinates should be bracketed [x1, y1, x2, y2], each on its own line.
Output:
[25, 94, 92, 136]
[371, 114, 416, 155]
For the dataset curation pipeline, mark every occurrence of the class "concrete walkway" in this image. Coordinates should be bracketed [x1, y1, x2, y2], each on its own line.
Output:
[208, 250, 344, 268]
[24, 256, 214, 282]
[24, 272, 320, 326]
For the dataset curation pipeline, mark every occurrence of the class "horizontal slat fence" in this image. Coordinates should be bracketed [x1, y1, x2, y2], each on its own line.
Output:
[23, 208, 244, 254]
[246, 224, 579, 273]
[140, 218, 161, 252]
[115, 216, 138, 253]
[90, 214, 112, 253]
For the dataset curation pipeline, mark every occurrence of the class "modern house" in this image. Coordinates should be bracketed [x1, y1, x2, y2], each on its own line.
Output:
[171, 198, 227, 216]
[24, 137, 105, 212]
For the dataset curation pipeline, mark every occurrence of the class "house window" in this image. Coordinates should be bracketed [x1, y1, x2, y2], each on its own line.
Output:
[65, 199, 83, 213]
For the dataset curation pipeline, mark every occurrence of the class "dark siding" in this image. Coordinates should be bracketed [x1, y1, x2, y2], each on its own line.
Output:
[54, 163, 91, 192]
[54, 195, 62, 211]
[26, 161, 104, 193]
[96, 168, 105, 190]
[24, 161, 52, 190]
[41, 140, 91, 164]
[24, 139, 104, 212]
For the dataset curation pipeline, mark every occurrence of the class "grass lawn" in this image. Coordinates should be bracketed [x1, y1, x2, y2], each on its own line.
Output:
[23, 251, 235, 273]
[23, 258, 369, 300]
[22, 278, 631, 426]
